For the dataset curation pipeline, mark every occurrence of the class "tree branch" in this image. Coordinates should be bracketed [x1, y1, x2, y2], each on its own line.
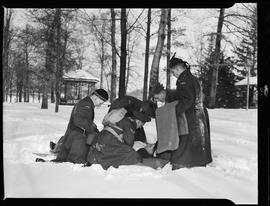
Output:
[127, 9, 145, 33]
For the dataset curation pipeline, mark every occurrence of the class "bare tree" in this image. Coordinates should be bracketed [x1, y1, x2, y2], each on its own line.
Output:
[148, 9, 168, 99]
[209, 8, 225, 108]
[166, 8, 171, 90]
[54, 8, 62, 112]
[110, 8, 117, 102]
[143, 8, 151, 101]
[3, 8, 14, 102]
[119, 8, 127, 98]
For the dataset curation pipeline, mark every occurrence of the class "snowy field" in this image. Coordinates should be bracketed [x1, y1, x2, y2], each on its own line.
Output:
[3, 102, 257, 204]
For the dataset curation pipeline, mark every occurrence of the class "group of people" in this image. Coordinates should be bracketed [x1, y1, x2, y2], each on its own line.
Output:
[36, 55, 212, 170]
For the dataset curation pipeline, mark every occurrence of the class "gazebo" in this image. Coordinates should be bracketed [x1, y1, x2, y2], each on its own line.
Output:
[235, 76, 257, 108]
[60, 70, 99, 105]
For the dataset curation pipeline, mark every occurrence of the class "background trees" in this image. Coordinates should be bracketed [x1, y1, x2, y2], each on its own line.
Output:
[3, 8, 14, 102]
[4, 5, 257, 110]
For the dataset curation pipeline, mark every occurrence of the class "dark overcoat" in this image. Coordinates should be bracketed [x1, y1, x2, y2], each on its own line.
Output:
[86, 117, 142, 170]
[108, 96, 147, 142]
[159, 70, 212, 167]
[53, 96, 98, 164]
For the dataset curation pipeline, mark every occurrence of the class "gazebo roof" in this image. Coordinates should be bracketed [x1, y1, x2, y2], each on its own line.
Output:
[63, 70, 99, 83]
[235, 76, 257, 86]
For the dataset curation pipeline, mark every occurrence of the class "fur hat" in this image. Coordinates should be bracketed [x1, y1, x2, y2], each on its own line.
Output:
[93, 89, 109, 101]
[132, 111, 151, 122]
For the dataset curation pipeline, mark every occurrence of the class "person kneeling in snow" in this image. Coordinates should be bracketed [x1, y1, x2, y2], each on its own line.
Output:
[49, 95, 157, 154]
[44, 89, 109, 164]
[86, 111, 168, 170]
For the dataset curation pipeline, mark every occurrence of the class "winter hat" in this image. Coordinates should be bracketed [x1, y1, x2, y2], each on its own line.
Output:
[93, 89, 109, 101]
[132, 111, 151, 122]
[169, 52, 190, 70]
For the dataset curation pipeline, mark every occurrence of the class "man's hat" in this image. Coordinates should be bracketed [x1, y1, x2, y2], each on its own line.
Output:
[93, 89, 109, 101]
[132, 111, 151, 122]
[168, 52, 190, 70]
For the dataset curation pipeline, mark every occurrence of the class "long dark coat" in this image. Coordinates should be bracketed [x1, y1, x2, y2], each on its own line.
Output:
[158, 70, 212, 168]
[108, 96, 147, 142]
[53, 96, 98, 164]
[86, 117, 142, 170]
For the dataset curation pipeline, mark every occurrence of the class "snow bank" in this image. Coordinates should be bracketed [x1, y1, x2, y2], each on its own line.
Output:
[3, 103, 257, 203]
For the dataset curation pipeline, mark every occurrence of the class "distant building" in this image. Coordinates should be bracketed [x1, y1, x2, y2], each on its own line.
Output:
[235, 76, 257, 108]
[60, 70, 99, 105]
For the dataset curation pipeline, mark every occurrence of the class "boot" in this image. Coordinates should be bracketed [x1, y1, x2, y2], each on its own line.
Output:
[35, 158, 46, 162]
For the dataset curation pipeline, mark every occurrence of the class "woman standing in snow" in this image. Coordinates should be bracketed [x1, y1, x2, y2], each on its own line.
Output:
[151, 55, 212, 170]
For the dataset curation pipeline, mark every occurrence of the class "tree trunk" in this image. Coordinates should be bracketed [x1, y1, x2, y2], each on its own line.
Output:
[100, 18, 106, 90]
[110, 8, 117, 102]
[55, 8, 62, 113]
[148, 9, 168, 99]
[16, 84, 19, 102]
[9, 80, 12, 103]
[119, 8, 127, 98]
[51, 86, 55, 103]
[41, 82, 49, 109]
[209, 8, 225, 108]
[32, 90, 35, 103]
[41, 47, 51, 109]
[100, 38, 105, 89]
[18, 84, 23, 102]
[38, 85, 41, 103]
[24, 39, 30, 102]
[26, 88, 30, 102]
[3, 8, 13, 102]
[5, 87, 9, 102]
[143, 9, 151, 101]
[166, 8, 171, 90]
[23, 85, 27, 102]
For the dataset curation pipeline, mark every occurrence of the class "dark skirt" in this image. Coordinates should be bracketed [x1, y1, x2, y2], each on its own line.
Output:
[156, 108, 212, 169]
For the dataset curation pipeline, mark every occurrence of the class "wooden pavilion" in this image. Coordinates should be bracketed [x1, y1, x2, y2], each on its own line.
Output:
[60, 70, 99, 105]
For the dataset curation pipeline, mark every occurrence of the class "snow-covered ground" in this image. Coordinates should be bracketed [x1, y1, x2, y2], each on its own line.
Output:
[3, 102, 257, 203]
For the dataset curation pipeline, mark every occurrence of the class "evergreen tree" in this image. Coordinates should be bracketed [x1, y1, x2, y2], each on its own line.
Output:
[200, 51, 245, 108]
[216, 56, 245, 108]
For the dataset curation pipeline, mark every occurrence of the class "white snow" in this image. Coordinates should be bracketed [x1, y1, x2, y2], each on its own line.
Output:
[3, 103, 257, 203]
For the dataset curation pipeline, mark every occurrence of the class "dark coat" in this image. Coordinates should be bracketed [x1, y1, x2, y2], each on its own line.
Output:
[159, 70, 212, 167]
[108, 96, 147, 142]
[86, 117, 142, 170]
[53, 96, 98, 164]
